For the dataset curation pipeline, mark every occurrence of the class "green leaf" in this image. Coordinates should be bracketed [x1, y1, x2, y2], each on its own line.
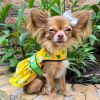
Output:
[0, 1, 3, 12]
[47, 0, 59, 9]
[0, 23, 16, 28]
[73, 0, 80, 6]
[96, 25, 100, 30]
[56, 0, 63, 15]
[0, 3, 12, 21]
[9, 56, 18, 67]
[81, 5, 91, 10]
[50, 6, 61, 15]
[89, 34, 97, 45]
[73, 67, 81, 77]
[12, 31, 19, 38]
[0, 48, 16, 64]
[41, 0, 48, 9]
[84, 47, 94, 52]
[19, 32, 28, 42]
[16, 0, 26, 32]
[2, 30, 10, 34]
[1, 39, 8, 46]
[68, 67, 81, 77]
[81, 60, 87, 66]
[88, 54, 96, 62]
[0, 34, 9, 45]
[29, 0, 35, 8]
[91, 5, 100, 12]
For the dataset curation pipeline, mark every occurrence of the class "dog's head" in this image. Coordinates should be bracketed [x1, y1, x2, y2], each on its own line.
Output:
[26, 8, 92, 51]
[45, 16, 72, 46]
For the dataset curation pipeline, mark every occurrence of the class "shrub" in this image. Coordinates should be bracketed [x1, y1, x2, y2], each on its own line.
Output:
[68, 43, 96, 77]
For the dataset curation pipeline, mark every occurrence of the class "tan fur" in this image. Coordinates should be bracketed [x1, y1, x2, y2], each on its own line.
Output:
[24, 78, 43, 94]
[24, 8, 92, 100]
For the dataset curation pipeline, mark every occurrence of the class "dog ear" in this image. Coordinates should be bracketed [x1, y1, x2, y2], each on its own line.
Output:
[73, 11, 92, 28]
[30, 8, 49, 28]
[26, 8, 49, 37]
[72, 10, 92, 41]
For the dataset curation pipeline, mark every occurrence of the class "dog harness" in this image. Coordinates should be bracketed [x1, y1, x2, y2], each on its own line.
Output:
[9, 48, 67, 88]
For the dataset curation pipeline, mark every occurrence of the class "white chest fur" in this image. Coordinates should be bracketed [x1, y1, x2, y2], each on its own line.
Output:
[55, 60, 70, 79]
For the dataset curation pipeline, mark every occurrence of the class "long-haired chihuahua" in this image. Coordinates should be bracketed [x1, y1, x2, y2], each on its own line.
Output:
[10, 8, 92, 100]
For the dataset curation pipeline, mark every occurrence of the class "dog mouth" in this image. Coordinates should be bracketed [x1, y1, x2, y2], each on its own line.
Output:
[55, 40, 65, 45]
[53, 35, 67, 45]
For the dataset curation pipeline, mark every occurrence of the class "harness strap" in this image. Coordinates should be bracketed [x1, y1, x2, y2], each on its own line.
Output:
[30, 54, 43, 77]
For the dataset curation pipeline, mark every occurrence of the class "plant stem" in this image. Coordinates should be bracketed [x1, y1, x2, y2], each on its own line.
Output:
[21, 46, 26, 58]
[63, 0, 66, 12]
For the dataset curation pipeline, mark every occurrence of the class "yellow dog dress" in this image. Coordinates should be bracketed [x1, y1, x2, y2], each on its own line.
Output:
[9, 48, 67, 88]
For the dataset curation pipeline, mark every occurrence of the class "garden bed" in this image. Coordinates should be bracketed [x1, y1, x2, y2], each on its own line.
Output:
[67, 52, 100, 84]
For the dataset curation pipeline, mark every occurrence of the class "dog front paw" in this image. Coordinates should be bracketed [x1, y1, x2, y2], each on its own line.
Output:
[49, 92, 57, 100]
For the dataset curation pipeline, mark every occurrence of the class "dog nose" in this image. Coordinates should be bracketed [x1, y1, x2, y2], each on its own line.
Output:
[58, 34, 64, 38]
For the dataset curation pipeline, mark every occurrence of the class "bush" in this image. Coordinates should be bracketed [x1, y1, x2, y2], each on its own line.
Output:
[68, 43, 96, 77]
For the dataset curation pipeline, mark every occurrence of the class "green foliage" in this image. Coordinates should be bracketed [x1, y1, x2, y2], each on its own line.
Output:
[40, 0, 63, 15]
[81, 4, 100, 13]
[0, 48, 16, 65]
[0, 34, 10, 45]
[28, 0, 35, 8]
[70, 0, 80, 11]
[91, 11, 100, 45]
[0, 1, 39, 67]
[91, 76, 100, 83]
[82, 3, 100, 45]
[0, 1, 3, 12]
[0, 3, 13, 22]
[89, 34, 98, 46]
[28, 0, 63, 15]
[16, 0, 26, 32]
[68, 43, 96, 76]
[9, 56, 19, 67]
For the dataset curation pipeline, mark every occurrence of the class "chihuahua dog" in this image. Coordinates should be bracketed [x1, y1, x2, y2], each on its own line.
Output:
[24, 8, 92, 99]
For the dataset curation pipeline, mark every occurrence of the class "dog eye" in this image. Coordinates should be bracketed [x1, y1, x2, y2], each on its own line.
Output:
[48, 29, 56, 32]
[65, 27, 72, 32]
